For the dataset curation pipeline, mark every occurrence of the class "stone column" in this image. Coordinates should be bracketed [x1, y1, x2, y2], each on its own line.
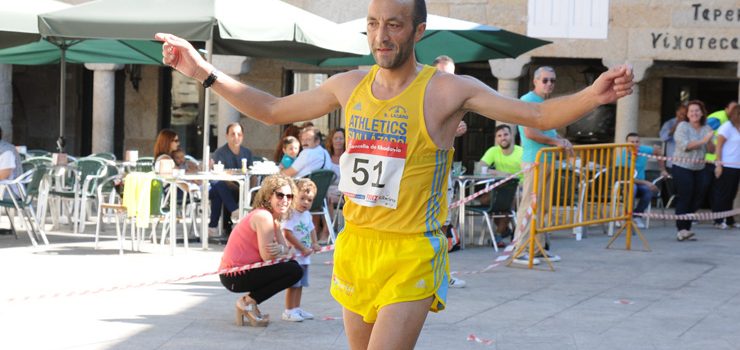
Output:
[488, 56, 531, 136]
[603, 59, 652, 144]
[85, 63, 124, 154]
[212, 55, 251, 146]
[0, 64, 12, 142]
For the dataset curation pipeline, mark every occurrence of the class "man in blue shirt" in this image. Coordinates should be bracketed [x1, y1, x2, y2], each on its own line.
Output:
[514, 66, 572, 265]
[621, 133, 661, 228]
[209, 122, 253, 236]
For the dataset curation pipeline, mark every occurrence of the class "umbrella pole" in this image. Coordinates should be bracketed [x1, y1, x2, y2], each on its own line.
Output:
[57, 45, 67, 152]
[201, 38, 213, 250]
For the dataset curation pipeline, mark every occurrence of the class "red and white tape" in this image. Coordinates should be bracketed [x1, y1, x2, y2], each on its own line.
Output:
[452, 193, 536, 276]
[634, 208, 740, 221]
[467, 333, 494, 346]
[6, 245, 335, 303]
[449, 165, 534, 210]
[637, 152, 740, 167]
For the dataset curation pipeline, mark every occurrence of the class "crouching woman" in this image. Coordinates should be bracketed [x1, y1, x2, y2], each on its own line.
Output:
[219, 174, 303, 326]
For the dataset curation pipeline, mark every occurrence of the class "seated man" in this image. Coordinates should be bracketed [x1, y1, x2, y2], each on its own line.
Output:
[0, 127, 22, 235]
[209, 122, 253, 236]
[479, 124, 522, 244]
[621, 133, 662, 229]
[280, 126, 331, 178]
[0, 127, 21, 182]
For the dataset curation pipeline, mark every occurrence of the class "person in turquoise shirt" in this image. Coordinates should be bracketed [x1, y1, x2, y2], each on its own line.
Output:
[513, 66, 572, 265]
[619, 133, 662, 228]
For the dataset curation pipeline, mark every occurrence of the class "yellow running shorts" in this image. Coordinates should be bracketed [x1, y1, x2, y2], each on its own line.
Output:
[330, 222, 450, 323]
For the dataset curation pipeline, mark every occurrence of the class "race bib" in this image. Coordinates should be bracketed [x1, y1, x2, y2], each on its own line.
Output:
[338, 139, 407, 209]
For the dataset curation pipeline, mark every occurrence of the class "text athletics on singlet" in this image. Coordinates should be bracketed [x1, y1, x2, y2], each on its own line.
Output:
[338, 65, 454, 234]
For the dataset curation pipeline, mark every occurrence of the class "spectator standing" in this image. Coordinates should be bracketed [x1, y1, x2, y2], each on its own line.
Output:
[433, 54, 467, 288]
[702, 101, 737, 209]
[659, 103, 687, 173]
[672, 100, 715, 241]
[281, 126, 332, 242]
[514, 66, 570, 264]
[712, 103, 740, 229]
[325, 128, 345, 231]
[280, 178, 321, 322]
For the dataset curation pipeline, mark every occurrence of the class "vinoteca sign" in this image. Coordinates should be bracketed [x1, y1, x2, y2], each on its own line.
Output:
[647, 3, 738, 54]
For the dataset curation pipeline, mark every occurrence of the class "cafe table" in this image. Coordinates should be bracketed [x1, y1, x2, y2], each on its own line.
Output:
[452, 173, 497, 249]
[165, 167, 278, 252]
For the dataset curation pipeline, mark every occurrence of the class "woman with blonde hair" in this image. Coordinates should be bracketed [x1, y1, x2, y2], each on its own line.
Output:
[218, 174, 302, 327]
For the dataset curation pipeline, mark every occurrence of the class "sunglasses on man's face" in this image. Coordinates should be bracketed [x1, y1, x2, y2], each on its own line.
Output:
[274, 191, 294, 200]
[541, 78, 556, 84]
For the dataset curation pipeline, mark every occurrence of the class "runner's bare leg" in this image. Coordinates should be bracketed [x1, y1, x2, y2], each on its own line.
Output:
[343, 308, 373, 349]
[368, 296, 433, 350]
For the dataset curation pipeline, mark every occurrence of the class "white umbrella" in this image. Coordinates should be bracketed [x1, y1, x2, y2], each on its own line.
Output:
[0, 0, 69, 49]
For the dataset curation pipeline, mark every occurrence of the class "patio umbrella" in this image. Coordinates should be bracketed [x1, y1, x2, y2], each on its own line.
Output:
[0, 0, 69, 49]
[0, 39, 162, 65]
[0, 0, 164, 151]
[319, 14, 551, 67]
[38, 0, 370, 248]
[38, 0, 369, 63]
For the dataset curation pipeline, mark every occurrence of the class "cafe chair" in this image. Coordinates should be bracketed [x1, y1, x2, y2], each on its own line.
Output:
[651, 175, 675, 228]
[157, 180, 201, 250]
[72, 157, 109, 233]
[306, 169, 337, 244]
[0, 170, 49, 246]
[94, 174, 135, 254]
[464, 179, 519, 252]
[91, 152, 116, 161]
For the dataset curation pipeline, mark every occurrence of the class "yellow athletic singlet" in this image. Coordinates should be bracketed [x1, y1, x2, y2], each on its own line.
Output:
[338, 64, 453, 234]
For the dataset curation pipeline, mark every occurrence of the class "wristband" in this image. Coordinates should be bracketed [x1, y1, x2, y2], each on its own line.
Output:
[202, 69, 220, 88]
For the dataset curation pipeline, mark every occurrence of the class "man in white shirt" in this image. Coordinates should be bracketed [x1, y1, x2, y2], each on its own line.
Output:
[281, 127, 331, 178]
[0, 127, 21, 182]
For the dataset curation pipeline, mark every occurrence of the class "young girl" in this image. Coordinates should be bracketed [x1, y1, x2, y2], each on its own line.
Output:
[279, 136, 300, 169]
[280, 178, 321, 322]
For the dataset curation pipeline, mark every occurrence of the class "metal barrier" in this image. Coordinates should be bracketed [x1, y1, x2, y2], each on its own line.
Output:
[509, 143, 650, 270]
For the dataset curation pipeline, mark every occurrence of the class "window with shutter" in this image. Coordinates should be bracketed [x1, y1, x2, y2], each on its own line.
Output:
[527, 0, 609, 39]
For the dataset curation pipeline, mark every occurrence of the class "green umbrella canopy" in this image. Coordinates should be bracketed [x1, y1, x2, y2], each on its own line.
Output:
[0, 39, 163, 65]
[38, 0, 369, 63]
[319, 14, 550, 67]
[0, 0, 69, 49]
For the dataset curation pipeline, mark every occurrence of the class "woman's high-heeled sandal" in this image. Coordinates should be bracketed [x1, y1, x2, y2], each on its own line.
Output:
[235, 296, 269, 327]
